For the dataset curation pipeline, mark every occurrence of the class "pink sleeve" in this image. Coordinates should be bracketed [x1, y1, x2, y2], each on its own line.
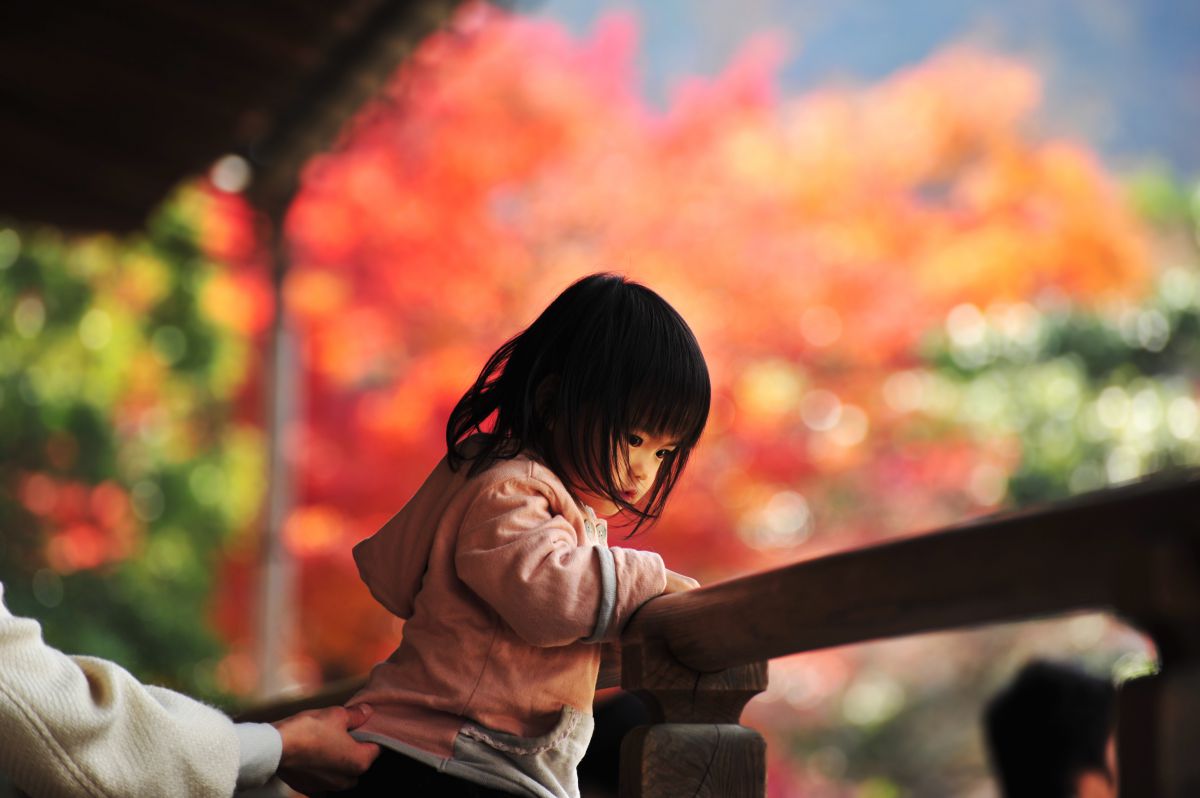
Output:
[455, 476, 666, 647]
[607, 546, 668, 638]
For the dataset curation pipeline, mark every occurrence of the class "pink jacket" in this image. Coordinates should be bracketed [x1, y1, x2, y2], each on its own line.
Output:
[347, 448, 667, 761]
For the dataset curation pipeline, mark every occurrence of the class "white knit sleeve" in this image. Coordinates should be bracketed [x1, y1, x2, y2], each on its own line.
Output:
[233, 722, 283, 789]
[0, 583, 242, 797]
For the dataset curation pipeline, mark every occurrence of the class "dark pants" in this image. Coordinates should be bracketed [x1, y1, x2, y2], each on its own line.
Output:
[325, 749, 519, 797]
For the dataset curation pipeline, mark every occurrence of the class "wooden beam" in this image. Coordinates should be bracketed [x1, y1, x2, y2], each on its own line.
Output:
[626, 469, 1200, 673]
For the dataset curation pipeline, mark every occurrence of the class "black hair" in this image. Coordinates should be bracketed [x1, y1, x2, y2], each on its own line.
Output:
[983, 660, 1117, 798]
[446, 273, 710, 533]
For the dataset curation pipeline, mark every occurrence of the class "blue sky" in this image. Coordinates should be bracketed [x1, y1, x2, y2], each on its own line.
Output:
[533, 0, 1200, 176]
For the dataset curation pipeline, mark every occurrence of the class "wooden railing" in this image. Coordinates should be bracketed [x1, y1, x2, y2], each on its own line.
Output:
[241, 469, 1200, 797]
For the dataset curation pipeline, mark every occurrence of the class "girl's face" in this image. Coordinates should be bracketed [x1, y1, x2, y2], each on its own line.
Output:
[577, 430, 679, 517]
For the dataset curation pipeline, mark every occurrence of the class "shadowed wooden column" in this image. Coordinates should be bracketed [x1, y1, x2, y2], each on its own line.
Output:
[620, 637, 768, 798]
[1117, 538, 1200, 797]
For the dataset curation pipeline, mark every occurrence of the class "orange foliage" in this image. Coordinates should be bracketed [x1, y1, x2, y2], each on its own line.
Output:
[205, 8, 1150, 683]
[18, 474, 138, 573]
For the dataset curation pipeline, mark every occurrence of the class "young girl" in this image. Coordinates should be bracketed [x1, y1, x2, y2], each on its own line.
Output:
[338, 273, 709, 798]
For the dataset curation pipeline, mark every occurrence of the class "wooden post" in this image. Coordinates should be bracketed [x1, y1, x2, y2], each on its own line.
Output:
[1118, 539, 1200, 797]
[619, 637, 767, 798]
[255, 208, 298, 698]
[1118, 663, 1200, 798]
[1148, 543, 1200, 798]
[1157, 662, 1200, 796]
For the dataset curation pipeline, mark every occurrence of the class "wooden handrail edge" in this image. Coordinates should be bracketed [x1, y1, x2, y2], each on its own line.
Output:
[626, 468, 1200, 672]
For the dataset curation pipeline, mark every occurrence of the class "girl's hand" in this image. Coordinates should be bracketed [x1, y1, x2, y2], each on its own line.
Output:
[663, 569, 700, 594]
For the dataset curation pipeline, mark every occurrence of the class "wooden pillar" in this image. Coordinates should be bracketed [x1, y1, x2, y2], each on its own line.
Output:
[1118, 673, 1162, 797]
[1157, 662, 1200, 796]
[1118, 662, 1200, 797]
[1119, 539, 1200, 797]
[619, 638, 768, 798]
[255, 208, 298, 698]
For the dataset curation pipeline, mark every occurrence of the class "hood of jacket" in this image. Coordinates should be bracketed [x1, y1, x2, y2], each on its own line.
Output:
[352, 453, 466, 620]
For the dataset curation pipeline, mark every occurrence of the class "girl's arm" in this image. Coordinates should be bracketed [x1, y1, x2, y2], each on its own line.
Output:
[456, 476, 667, 647]
[594, 570, 699, 689]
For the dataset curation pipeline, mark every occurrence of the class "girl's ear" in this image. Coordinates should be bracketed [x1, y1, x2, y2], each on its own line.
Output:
[535, 375, 561, 428]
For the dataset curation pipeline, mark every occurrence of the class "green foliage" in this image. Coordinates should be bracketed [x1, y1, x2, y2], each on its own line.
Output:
[1127, 165, 1198, 227]
[919, 264, 1200, 505]
[0, 192, 261, 703]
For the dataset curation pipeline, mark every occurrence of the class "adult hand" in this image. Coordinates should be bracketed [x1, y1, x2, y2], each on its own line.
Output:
[273, 704, 381, 795]
[663, 569, 700, 594]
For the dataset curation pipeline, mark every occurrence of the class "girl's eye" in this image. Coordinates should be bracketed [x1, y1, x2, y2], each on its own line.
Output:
[627, 434, 644, 447]
[655, 448, 674, 460]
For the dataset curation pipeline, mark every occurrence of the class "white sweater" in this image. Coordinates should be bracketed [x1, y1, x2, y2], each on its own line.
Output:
[0, 583, 280, 797]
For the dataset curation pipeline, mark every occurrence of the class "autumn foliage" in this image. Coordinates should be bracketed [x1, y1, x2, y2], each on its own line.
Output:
[5, 3, 1188, 794]
[201, 8, 1153, 679]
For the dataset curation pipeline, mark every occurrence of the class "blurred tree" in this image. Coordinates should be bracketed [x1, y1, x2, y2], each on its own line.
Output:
[911, 168, 1200, 506]
[201, 7, 1194, 794]
[4, 4, 1194, 795]
[766, 173, 1200, 796]
[203, 6, 1152, 667]
[0, 190, 262, 702]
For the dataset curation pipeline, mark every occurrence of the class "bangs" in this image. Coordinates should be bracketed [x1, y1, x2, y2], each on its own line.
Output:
[628, 364, 709, 446]
[625, 349, 709, 448]
[567, 280, 710, 448]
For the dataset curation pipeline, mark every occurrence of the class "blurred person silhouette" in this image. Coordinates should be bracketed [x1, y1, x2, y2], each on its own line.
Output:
[0, 580, 380, 797]
[983, 660, 1118, 798]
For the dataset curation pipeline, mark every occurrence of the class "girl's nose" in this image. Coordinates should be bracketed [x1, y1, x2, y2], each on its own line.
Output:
[630, 452, 654, 483]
